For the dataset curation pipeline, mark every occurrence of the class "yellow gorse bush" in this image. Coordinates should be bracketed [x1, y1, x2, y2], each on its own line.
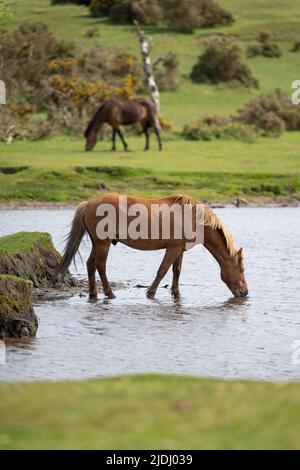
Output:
[48, 59, 80, 74]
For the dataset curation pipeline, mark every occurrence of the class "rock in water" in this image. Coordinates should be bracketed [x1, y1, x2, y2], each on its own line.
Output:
[0, 231, 77, 338]
[0, 275, 38, 339]
[0, 231, 74, 288]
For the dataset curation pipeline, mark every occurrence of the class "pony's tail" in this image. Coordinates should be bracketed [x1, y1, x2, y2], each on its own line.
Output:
[55, 201, 88, 280]
[140, 99, 161, 130]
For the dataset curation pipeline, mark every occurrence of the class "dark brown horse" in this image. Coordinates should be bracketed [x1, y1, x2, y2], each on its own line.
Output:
[84, 98, 162, 152]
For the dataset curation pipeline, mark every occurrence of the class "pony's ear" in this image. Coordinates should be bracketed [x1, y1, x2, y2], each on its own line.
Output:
[238, 247, 243, 258]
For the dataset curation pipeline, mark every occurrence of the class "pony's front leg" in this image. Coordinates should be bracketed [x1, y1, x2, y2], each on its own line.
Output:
[95, 242, 116, 299]
[87, 247, 97, 299]
[147, 247, 183, 299]
[116, 128, 129, 152]
[111, 127, 117, 151]
[171, 252, 184, 299]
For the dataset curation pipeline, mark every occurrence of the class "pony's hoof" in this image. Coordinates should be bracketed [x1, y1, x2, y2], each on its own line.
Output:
[146, 290, 155, 299]
[171, 289, 180, 299]
[144, 147, 149, 151]
[89, 292, 98, 300]
[106, 292, 116, 299]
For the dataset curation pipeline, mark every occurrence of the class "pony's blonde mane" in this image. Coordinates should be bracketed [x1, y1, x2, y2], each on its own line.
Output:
[173, 194, 238, 258]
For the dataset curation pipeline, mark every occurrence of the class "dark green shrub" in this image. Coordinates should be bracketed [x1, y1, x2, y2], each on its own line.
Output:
[90, 0, 163, 24]
[89, 0, 129, 19]
[154, 53, 181, 91]
[51, 1, 90, 4]
[162, 0, 202, 33]
[0, 108, 54, 142]
[161, 0, 234, 31]
[0, 22, 75, 103]
[238, 89, 300, 134]
[84, 27, 100, 38]
[89, 0, 234, 32]
[190, 36, 258, 87]
[131, 0, 162, 25]
[291, 41, 300, 52]
[247, 30, 282, 58]
[182, 115, 257, 142]
[199, 0, 234, 28]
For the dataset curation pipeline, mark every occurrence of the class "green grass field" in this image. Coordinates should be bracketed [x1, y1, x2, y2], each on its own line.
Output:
[0, 0, 299, 204]
[0, 374, 299, 450]
[1, 134, 300, 202]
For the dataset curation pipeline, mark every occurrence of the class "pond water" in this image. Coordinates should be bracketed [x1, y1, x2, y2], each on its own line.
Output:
[0, 207, 299, 382]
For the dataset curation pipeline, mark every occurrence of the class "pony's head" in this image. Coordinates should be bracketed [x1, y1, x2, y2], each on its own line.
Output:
[84, 103, 106, 151]
[220, 247, 248, 298]
[84, 126, 97, 151]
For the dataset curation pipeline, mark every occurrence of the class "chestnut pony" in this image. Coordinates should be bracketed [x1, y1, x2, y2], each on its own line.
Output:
[84, 98, 162, 152]
[56, 193, 248, 300]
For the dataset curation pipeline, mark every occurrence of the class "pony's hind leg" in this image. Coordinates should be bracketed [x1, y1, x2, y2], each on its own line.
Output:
[147, 246, 183, 299]
[87, 246, 98, 299]
[143, 125, 150, 151]
[95, 242, 116, 299]
[171, 252, 184, 299]
[153, 124, 162, 151]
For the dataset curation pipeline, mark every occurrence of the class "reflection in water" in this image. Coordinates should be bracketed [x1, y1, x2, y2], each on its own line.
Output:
[0, 207, 300, 382]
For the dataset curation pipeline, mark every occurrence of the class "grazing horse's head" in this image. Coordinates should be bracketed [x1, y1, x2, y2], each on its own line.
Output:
[84, 127, 97, 151]
[84, 103, 107, 151]
[220, 248, 248, 298]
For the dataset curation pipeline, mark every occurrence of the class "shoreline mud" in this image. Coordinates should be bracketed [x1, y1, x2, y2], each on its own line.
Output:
[0, 197, 300, 210]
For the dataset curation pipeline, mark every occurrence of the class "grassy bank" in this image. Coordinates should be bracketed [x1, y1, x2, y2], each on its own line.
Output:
[0, 135, 300, 203]
[0, 231, 51, 254]
[0, 374, 299, 449]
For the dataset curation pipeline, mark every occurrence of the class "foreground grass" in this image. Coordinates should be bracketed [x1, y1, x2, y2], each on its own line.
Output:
[0, 136, 299, 203]
[0, 374, 299, 449]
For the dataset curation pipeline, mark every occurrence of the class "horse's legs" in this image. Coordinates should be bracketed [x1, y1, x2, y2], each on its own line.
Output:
[111, 127, 117, 151]
[143, 125, 150, 151]
[147, 246, 183, 299]
[116, 127, 128, 151]
[95, 242, 115, 299]
[171, 252, 184, 299]
[153, 124, 162, 151]
[87, 246, 97, 299]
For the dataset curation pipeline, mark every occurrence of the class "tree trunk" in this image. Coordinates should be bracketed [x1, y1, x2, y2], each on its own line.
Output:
[134, 20, 160, 112]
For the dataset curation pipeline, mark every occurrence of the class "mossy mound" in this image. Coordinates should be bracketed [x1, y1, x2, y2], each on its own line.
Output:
[0, 275, 38, 339]
[0, 232, 74, 288]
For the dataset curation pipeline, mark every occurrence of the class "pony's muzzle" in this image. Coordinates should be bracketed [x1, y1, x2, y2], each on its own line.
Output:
[235, 289, 248, 298]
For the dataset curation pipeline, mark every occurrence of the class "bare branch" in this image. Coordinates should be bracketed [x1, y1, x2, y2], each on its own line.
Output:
[153, 53, 173, 69]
